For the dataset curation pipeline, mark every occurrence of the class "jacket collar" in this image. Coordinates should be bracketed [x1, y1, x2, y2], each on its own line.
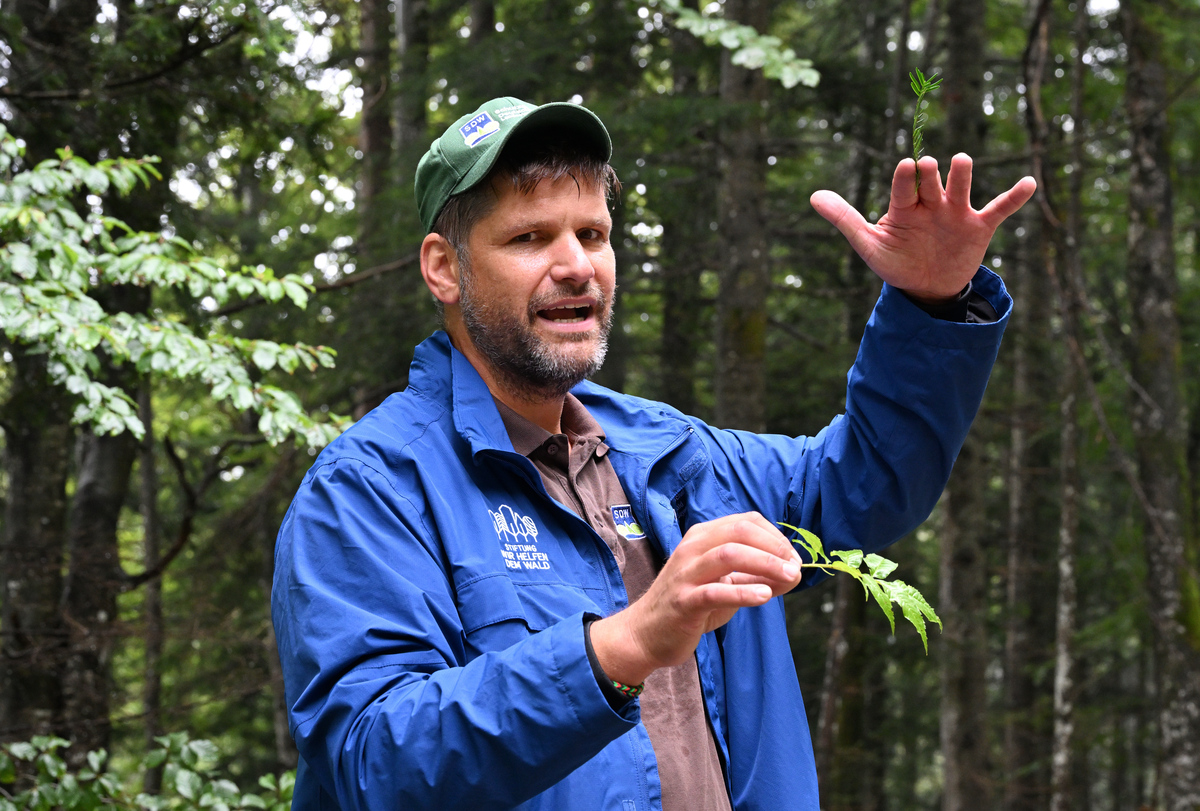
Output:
[408, 330, 693, 465]
[409, 331, 515, 458]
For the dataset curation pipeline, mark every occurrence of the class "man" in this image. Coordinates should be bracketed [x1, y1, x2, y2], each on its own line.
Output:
[272, 96, 1036, 811]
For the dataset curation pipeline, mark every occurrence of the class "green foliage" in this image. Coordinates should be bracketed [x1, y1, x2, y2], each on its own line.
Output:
[0, 734, 293, 811]
[657, 0, 819, 89]
[909, 68, 942, 191]
[0, 127, 345, 446]
[780, 523, 943, 653]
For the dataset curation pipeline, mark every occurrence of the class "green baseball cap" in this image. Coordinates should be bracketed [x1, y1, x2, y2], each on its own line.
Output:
[415, 96, 612, 232]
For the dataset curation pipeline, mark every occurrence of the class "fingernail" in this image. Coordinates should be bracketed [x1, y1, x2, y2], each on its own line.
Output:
[783, 562, 800, 580]
[756, 585, 772, 600]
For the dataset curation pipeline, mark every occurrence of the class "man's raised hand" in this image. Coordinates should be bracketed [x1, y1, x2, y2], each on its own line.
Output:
[809, 154, 1037, 302]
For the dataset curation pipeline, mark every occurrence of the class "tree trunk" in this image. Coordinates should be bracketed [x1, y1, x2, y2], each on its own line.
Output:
[139, 387, 164, 793]
[1049, 361, 1080, 811]
[938, 0, 992, 807]
[821, 7, 890, 807]
[656, 0, 713, 413]
[0, 350, 73, 743]
[61, 429, 138, 763]
[939, 454, 993, 811]
[1003, 204, 1057, 811]
[260, 450, 300, 769]
[358, 0, 394, 271]
[714, 0, 771, 432]
[1121, 3, 1200, 808]
[394, 0, 429, 162]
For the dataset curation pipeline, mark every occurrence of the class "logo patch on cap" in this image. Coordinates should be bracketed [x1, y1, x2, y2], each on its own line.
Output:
[611, 504, 646, 541]
[460, 112, 501, 147]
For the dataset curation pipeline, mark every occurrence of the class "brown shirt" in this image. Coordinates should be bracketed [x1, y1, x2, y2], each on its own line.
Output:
[495, 395, 732, 811]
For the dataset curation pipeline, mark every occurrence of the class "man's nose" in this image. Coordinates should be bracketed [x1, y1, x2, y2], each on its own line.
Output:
[549, 234, 596, 285]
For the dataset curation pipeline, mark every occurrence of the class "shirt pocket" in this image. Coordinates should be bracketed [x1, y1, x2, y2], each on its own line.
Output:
[455, 574, 601, 657]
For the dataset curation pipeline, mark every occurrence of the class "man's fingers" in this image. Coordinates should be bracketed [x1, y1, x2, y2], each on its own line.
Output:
[916, 155, 944, 205]
[979, 176, 1038, 229]
[810, 190, 873, 256]
[945, 153, 973, 208]
[688, 581, 774, 610]
[693, 541, 800, 588]
[888, 159, 919, 210]
[684, 512, 792, 551]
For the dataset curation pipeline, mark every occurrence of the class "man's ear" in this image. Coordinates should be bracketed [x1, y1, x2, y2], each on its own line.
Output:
[420, 232, 461, 305]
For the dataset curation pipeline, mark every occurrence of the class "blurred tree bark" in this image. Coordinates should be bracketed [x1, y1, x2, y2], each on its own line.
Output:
[938, 0, 992, 808]
[1121, 2, 1200, 808]
[714, 0, 771, 431]
[358, 0, 395, 272]
[657, 4, 712, 414]
[0, 353, 72, 743]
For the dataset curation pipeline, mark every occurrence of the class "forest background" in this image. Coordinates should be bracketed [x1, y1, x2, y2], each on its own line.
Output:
[1, 0, 1198, 809]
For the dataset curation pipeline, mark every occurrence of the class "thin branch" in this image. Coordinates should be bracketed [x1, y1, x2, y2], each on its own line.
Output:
[121, 436, 260, 590]
[0, 26, 244, 101]
[212, 252, 420, 318]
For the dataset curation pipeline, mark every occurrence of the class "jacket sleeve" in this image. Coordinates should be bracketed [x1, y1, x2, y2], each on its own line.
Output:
[690, 267, 1010, 584]
[272, 458, 637, 811]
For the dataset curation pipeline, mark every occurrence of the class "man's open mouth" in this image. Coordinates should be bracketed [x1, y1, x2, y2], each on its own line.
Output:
[539, 305, 592, 324]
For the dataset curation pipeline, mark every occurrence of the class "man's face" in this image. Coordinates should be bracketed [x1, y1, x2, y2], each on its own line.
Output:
[454, 175, 616, 400]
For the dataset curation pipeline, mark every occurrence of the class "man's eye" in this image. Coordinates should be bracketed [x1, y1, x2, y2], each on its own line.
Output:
[579, 229, 605, 241]
[513, 232, 535, 243]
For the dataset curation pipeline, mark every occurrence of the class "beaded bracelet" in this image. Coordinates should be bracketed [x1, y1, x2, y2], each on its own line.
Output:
[610, 679, 645, 698]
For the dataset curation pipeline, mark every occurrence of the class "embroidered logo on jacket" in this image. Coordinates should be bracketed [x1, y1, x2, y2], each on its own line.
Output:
[610, 504, 646, 541]
[489, 504, 550, 571]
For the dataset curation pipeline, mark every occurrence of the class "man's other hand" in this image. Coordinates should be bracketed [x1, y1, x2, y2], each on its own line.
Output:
[590, 512, 802, 688]
[809, 154, 1037, 303]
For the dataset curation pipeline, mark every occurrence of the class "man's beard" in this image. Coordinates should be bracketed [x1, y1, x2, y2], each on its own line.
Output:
[458, 258, 612, 401]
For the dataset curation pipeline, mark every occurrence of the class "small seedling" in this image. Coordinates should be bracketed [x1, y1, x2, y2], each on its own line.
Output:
[909, 68, 942, 192]
[780, 522, 942, 652]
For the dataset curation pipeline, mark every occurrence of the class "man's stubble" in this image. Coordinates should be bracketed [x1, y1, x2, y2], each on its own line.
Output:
[457, 250, 613, 402]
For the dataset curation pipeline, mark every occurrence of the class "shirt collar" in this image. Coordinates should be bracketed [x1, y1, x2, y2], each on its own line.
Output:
[494, 393, 607, 457]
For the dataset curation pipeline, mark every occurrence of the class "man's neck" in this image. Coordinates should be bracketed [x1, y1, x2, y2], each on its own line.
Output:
[491, 388, 566, 436]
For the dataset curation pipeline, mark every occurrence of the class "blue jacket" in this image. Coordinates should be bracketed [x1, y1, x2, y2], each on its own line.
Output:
[272, 270, 1010, 811]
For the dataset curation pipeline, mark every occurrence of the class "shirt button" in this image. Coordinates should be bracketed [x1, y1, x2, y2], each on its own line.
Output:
[547, 445, 558, 454]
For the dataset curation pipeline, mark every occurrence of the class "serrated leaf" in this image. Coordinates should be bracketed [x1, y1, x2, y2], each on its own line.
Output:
[778, 522, 824, 563]
[861, 574, 896, 634]
[864, 553, 898, 579]
[886, 580, 942, 653]
[831, 548, 863, 570]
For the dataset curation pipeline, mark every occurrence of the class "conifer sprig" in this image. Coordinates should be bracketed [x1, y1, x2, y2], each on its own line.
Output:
[909, 68, 942, 192]
[780, 523, 943, 652]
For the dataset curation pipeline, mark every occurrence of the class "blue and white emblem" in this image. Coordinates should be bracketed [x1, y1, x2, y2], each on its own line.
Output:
[610, 504, 646, 541]
[460, 112, 501, 147]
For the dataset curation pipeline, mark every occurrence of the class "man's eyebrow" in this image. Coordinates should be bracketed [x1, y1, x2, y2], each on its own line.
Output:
[500, 216, 612, 234]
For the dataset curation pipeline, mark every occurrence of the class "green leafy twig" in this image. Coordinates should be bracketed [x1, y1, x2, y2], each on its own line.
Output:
[780, 523, 942, 653]
[909, 68, 942, 191]
[657, 0, 820, 89]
